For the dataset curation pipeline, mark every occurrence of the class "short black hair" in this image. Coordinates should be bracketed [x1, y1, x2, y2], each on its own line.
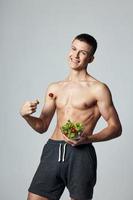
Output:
[74, 33, 97, 56]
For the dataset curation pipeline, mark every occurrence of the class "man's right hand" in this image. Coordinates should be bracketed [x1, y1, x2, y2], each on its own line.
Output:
[19, 99, 39, 118]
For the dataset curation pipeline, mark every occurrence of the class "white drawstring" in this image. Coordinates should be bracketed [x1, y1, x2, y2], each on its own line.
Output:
[58, 143, 62, 162]
[58, 143, 67, 162]
[62, 143, 67, 162]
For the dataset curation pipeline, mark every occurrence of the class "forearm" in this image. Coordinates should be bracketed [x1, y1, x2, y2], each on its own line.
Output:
[23, 115, 46, 133]
[88, 125, 122, 143]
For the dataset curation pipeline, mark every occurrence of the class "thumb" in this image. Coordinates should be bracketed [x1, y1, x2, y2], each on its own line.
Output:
[35, 99, 39, 104]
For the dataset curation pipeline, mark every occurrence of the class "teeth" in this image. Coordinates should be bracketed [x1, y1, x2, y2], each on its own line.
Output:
[71, 58, 79, 63]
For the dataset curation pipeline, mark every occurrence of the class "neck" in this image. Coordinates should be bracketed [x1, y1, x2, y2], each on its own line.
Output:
[66, 69, 89, 82]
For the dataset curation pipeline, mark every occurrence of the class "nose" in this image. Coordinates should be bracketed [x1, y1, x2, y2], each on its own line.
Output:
[74, 51, 79, 58]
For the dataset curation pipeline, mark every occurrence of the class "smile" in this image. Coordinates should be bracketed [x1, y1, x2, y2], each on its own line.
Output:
[70, 58, 80, 64]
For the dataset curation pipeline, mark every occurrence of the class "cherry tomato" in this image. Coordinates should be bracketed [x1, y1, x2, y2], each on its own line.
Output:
[71, 128, 77, 133]
[49, 93, 54, 98]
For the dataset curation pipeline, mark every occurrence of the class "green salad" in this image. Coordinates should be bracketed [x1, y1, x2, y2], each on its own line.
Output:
[61, 119, 84, 140]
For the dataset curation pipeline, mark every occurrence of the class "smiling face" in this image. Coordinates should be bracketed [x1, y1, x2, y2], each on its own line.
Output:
[68, 39, 94, 70]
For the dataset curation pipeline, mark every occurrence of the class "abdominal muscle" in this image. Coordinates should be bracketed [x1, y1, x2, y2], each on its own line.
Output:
[51, 105, 101, 140]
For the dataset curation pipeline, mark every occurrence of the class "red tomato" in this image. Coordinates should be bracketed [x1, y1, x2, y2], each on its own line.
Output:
[49, 93, 54, 97]
[71, 128, 77, 133]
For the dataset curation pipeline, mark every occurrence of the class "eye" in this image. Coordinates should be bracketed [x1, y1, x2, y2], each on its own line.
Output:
[72, 46, 76, 51]
[81, 51, 87, 55]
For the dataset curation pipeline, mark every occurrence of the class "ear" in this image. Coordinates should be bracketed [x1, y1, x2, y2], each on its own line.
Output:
[88, 56, 94, 64]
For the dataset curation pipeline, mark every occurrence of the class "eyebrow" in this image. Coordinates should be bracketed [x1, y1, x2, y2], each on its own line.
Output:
[71, 45, 90, 54]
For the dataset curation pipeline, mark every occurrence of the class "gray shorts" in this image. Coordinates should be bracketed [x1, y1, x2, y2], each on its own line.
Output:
[28, 139, 97, 200]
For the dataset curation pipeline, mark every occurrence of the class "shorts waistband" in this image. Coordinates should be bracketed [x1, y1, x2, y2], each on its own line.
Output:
[47, 138, 92, 146]
[47, 139, 67, 145]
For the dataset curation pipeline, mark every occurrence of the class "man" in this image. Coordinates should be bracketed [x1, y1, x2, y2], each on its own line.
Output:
[20, 33, 122, 200]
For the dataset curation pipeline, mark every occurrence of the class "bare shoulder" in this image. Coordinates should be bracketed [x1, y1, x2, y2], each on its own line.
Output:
[48, 80, 64, 89]
[88, 75, 110, 92]
[93, 82, 113, 105]
[95, 81, 110, 93]
[95, 82, 112, 98]
[87, 76, 112, 99]
[46, 80, 65, 95]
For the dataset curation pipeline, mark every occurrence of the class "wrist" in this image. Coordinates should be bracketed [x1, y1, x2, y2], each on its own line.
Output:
[87, 135, 93, 143]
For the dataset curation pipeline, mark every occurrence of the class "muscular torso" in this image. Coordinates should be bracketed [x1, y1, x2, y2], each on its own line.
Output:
[51, 76, 101, 140]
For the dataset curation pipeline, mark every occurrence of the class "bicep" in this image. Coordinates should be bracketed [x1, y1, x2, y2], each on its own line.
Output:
[96, 84, 120, 126]
[39, 84, 56, 128]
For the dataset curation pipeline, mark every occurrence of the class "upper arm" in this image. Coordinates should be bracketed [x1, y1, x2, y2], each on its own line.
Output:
[39, 83, 57, 130]
[96, 83, 122, 129]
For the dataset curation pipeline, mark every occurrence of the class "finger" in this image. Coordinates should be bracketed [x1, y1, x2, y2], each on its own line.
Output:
[30, 99, 39, 106]
[31, 108, 37, 112]
[30, 102, 36, 106]
[62, 134, 76, 145]
[62, 134, 71, 143]
[31, 110, 36, 114]
[62, 134, 68, 143]
[30, 102, 35, 106]
[29, 107, 36, 113]
[72, 141, 81, 146]
[62, 134, 73, 145]
[30, 105, 37, 109]
[62, 134, 70, 142]
[35, 99, 39, 104]
[72, 137, 85, 146]
[27, 110, 36, 115]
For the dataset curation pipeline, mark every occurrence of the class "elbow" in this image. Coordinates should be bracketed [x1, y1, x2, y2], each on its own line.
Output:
[109, 123, 122, 139]
[115, 124, 122, 137]
[36, 120, 48, 134]
[37, 126, 48, 134]
[37, 129, 45, 134]
[118, 126, 122, 137]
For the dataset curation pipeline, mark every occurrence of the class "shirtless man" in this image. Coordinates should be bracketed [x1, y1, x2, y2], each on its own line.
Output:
[20, 33, 122, 200]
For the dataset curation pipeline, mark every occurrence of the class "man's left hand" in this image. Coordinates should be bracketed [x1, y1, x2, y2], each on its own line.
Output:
[62, 133, 91, 146]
